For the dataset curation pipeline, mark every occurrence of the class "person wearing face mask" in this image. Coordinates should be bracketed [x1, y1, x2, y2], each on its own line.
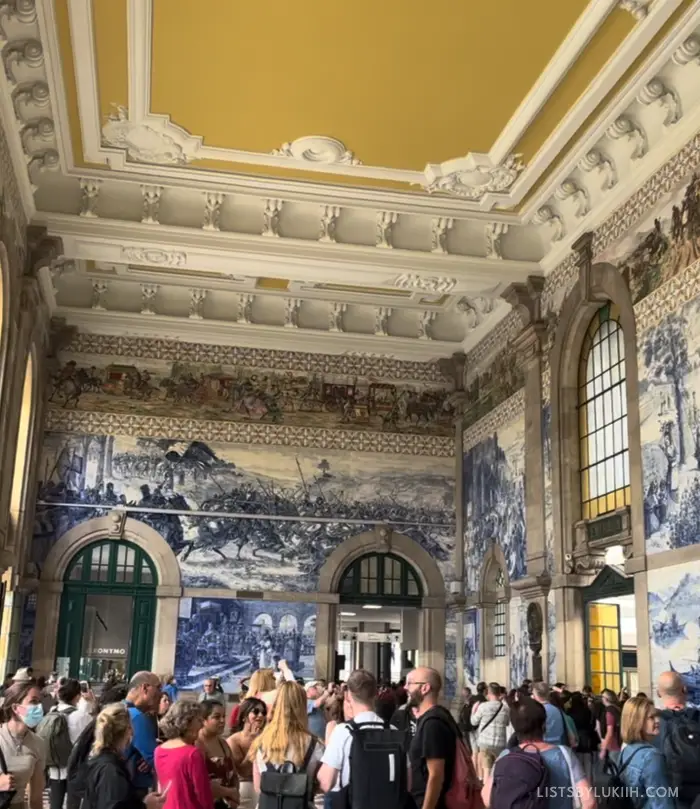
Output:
[83, 703, 166, 809]
[0, 681, 47, 809]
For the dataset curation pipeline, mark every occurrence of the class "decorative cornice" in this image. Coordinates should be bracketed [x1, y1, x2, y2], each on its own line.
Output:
[618, 1, 654, 21]
[271, 136, 361, 166]
[463, 388, 525, 451]
[45, 408, 455, 457]
[424, 153, 524, 201]
[61, 333, 447, 384]
[394, 274, 457, 294]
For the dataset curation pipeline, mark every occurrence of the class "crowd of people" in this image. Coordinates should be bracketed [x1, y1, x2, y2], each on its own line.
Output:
[0, 664, 698, 809]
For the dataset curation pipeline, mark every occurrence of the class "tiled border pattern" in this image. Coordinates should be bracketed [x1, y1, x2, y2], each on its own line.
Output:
[45, 407, 456, 457]
[464, 311, 522, 379]
[64, 334, 446, 385]
[634, 257, 700, 335]
[463, 388, 525, 451]
[541, 365, 552, 405]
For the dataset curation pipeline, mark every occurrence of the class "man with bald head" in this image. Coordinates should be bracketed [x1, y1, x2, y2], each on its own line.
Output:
[406, 667, 456, 809]
[655, 670, 700, 809]
[125, 671, 161, 797]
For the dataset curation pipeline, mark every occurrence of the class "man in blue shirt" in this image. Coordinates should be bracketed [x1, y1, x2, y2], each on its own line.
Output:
[124, 671, 162, 797]
[533, 681, 568, 745]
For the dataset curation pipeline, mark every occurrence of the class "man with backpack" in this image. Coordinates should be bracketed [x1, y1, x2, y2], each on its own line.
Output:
[36, 677, 92, 809]
[406, 667, 459, 809]
[318, 669, 409, 809]
[654, 670, 700, 809]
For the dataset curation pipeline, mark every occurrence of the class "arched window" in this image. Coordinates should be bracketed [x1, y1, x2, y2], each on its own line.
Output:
[65, 541, 157, 586]
[579, 303, 630, 521]
[339, 553, 422, 605]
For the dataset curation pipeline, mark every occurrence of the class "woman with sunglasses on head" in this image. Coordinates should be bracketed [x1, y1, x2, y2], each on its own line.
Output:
[197, 700, 239, 809]
[0, 681, 47, 809]
[227, 698, 267, 809]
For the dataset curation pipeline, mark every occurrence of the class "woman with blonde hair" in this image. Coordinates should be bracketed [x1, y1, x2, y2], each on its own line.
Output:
[250, 661, 296, 710]
[249, 681, 323, 798]
[617, 696, 670, 809]
[83, 703, 165, 809]
[154, 701, 213, 809]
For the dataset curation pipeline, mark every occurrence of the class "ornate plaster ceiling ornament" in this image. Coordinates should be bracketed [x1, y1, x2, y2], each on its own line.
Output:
[121, 247, 186, 267]
[607, 115, 647, 159]
[91, 280, 108, 310]
[189, 289, 207, 320]
[3, 38, 44, 77]
[202, 192, 225, 231]
[284, 298, 302, 328]
[140, 284, 158, 315]
[456, 296, 494, 330]
[375, 306, 392, 336]
[13, 81, 49, 119]
[637, 78, 682, 126]
[555, 179, 590, 219]
[0, 0, 37, 38]
[21, 117, 54, 152]
[329, 302, 346, 333]
[79, 178, 101, 218]
[617, 0, 654, 19]
[485, 223, 509, 260]
[141, 185, 163, 225]
[423, 153, 524, 201]
[102, 106, 191, 166]
[262, 199, 283, 238]
[27, 149, 58, 174]
[579, 149, 617, 191]
[376, 211, 398, 248]
[394, 274, 457, 294]
[431, 217, 454, 254]
[418, 310, 437, 340]
[238, 293, 254, 324]
[272, 136, 361, 166]
[673, 35, 700, 67]
[531, 206, 565, 242]
[319, 205, 341, 243]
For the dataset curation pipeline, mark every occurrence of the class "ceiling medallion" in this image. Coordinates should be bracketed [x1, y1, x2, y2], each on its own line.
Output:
[423, 153, 524, 201]
[102, 106, 190, 166]
[272, 136, 361, 166]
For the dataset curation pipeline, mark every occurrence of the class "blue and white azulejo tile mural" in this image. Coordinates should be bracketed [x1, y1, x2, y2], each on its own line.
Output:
[464, 406, 527, 593]
[445, 608, 458, 701]
[648, 562, 700, 704]
[464, 608, 480, 688]
[34, 433, 455, 592]
[509, 596, 529, 688]
[175, 597, 317, 693]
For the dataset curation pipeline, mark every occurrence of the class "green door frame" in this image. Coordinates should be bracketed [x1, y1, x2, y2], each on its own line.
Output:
[57, 540, 158, 679]
[338, 552, 423, 608]
[582, 565, 634, 690]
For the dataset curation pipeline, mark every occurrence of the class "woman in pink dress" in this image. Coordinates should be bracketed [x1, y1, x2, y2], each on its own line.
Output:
[154, 702, 213, 809]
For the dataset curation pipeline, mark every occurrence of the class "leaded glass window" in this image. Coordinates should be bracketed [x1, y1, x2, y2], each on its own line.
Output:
[494, 602, 507, 657]
[339, 553, 422, 604]
[579, 303, 630, 521]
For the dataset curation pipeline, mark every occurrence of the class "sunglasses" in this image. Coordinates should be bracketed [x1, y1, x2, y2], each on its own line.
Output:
[251, 708, 266, 717]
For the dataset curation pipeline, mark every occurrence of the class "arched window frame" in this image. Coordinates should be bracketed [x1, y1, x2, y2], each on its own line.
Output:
[338, 552, 423, 605]
[578, 302, 631, 522]
[64, 539, 158, 590]
[479, 547, 510, 661]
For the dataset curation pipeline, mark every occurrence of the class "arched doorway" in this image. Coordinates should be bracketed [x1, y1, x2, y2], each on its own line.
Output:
[337, 552, 423, 682]
[315, 528, 445, 684]
[56, 540, 158, 682]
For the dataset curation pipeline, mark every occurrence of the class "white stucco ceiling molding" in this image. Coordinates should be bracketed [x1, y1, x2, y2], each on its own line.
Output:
[393, 274, 457, 294]
[423, 153, 525, 204]
[618, 0, 654, 20]
[272, 136, 361, 166]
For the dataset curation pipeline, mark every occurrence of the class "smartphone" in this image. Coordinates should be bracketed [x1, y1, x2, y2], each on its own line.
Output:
[80, 680, 89, 693]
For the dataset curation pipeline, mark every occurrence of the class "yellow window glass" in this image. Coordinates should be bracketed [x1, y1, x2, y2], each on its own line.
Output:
[587, 601, 621, 693]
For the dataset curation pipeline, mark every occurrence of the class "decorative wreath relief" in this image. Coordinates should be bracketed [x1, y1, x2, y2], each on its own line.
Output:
[272, 136, 361, 166]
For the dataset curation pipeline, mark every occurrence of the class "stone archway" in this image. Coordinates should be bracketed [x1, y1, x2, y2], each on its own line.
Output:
[314, 526, 446, 682]
[32, 514, 182, 676]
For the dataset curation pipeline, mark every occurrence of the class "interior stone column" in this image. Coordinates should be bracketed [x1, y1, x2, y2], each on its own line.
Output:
[315, 602, 339, 681]
[555, 585, 586, 688]
[420, 605, 446, 678]
[31, 581, 63, 676]
[152, 587, 181, 675]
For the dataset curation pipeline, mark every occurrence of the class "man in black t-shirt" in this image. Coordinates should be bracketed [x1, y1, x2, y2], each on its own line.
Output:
[406, 667, 456, 809]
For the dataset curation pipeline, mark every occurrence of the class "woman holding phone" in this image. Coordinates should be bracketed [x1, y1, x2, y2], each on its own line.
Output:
[83, 703, 165, 809]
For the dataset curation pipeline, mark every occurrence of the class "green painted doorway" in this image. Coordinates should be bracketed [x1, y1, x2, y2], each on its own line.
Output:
[56, 540, 158, 682]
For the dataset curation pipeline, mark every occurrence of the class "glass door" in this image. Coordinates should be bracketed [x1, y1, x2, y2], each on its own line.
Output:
[587, 602, 622, 694]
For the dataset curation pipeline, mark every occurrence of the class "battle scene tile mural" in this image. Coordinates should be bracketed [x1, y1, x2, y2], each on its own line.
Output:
[509, 596, 529, 688]
[464, 405, 526, 593]
[638, 297, 700, 553]
[175, 597, 317, 694]
[648, 563, 700, 705]
[445, 608, 457, 701]
[48, 359, 454, 437]
[34, 434, 455, 591]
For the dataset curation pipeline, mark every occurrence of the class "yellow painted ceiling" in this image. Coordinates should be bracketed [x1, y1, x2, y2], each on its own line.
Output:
[56, 0, 645, 196]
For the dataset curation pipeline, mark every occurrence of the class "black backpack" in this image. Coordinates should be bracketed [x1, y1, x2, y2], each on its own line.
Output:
[258, 739, 316, 809]
[36, 706, 77, 768]
[490, 744, 548, 809]
[661, 708, 700, 807]
[66, 718, 96, 800]
[596, 747, 644, 809]
[330, 720, 408, 809]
